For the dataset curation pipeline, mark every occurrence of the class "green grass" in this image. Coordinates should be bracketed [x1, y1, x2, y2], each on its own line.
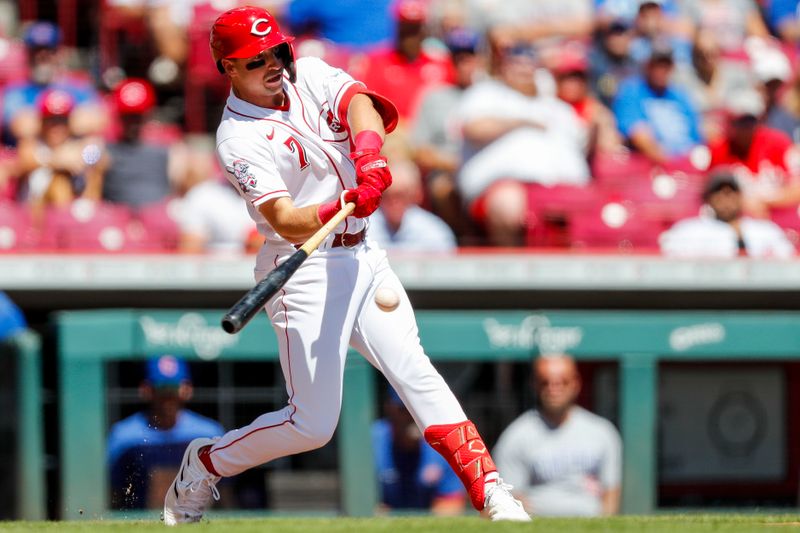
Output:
[2, 515, 800, 532]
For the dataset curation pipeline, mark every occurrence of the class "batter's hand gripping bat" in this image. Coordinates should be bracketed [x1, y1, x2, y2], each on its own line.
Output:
[221, 202, 356, 334]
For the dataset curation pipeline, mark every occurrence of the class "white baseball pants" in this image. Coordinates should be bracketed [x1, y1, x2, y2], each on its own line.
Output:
[208, 240, 467, 476]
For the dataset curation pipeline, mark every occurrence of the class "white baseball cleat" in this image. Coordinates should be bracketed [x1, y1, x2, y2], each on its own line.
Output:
[483, 479, 532, 522]
[163, 437, 221, 526]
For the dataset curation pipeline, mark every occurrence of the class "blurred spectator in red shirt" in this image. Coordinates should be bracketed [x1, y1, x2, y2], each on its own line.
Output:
[708, 89, 800, 217]
[552, 46, 623, 159]
[3, 21, 102, 145]
[410, 27, 485, 240]
[660, 171, 795, 258]
[16, 89, 107, 215]
[350, 0, 454, 124]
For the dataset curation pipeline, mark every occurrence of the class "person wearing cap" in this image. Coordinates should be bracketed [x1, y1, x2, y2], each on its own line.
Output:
[456, 37, 590, 246]
[107, 355, 225, 510]
[613, 39, 703, 165]
[749, 44, 800, 141]
[410, 26, 485, 240]
[707, 88, 800, 216]
[659, 171, 795, 257]
[164, 5, 530, 524]
[15, 88, 107, 213]
[553, 47, 622, 158]
[589, 17, 639, 108]
[349, 0, 455, 122]
[493, 354, 622, 516]
[100, 78, 184, 208]
[2, 21, 100, 145]
[372, 387, 466, 515]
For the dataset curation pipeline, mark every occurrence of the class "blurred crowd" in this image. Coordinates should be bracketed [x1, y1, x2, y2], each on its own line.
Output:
[2, 0, 800, 256]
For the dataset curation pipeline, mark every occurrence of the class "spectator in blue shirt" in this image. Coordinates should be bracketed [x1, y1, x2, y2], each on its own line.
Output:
[2, 21, 100, 145]
[107, 355, 224, 509]
[286, 0, 395, 51]
[0, 292, 26, 342]
[764, 0, 800, 43]
[372, 388, 466, 515]
[613, 40, 703, 165]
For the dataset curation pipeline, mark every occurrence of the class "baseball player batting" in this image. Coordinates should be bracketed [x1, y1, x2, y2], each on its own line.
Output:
[163, 6, 530, 524]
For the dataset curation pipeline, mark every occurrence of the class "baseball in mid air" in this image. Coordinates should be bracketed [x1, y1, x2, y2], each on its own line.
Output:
[375, 287, 400, 312]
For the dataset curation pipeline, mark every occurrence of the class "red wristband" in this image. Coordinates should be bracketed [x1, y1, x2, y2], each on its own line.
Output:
[353, 130, 383, 157]
[317, 199, 341, 224]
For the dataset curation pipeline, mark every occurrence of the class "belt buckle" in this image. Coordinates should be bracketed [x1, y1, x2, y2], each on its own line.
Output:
[341, 231, 359, 248]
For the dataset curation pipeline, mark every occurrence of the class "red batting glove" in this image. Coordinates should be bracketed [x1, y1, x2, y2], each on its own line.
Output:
[351, 130, 392, 192]
[317, 192, 347, 224]
[344, 183, 382, 218]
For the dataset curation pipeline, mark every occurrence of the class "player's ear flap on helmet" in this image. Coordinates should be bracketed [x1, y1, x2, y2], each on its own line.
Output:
[275, 42, 297, 83]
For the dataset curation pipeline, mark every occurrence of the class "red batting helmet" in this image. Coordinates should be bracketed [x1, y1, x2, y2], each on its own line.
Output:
[210, 6, 296, 82]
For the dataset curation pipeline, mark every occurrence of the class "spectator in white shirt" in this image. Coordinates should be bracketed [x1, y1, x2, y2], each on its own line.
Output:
[177, 146, 256, 254]
[457, 40, 589, 246]
[660, 172, 796, 258]
[369, 158, 457, 253]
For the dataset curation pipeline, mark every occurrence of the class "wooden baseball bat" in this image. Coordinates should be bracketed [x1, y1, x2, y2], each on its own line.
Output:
[221, 202, 356, 334]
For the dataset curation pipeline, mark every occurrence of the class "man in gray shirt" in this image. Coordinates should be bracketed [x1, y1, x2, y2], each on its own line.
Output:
[493, 354, 622, 516]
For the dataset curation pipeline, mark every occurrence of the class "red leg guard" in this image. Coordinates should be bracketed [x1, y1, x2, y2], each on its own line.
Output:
[424, 421, 497, 511]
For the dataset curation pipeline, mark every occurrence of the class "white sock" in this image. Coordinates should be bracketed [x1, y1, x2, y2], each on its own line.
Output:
[483, 472, 499, 498]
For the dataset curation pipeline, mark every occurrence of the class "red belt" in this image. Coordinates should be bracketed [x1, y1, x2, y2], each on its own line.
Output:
[331, 228, 366, 248]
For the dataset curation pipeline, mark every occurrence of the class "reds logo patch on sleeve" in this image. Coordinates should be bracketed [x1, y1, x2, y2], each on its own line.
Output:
[228, 159, 258, 192]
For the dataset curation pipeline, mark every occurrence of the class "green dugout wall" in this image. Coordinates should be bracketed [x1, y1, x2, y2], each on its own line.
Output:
[1, 330, 45, 520]
[56, 309, 800, 519]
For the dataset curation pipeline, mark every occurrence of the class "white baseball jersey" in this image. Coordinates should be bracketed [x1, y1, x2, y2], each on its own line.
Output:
[206, 57, 469, 480]
[217, 56, 367, 260]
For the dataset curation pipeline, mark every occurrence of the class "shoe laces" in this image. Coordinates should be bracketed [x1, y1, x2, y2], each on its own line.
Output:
[486, 478, 521, 510]
[179, 462, 221, 506]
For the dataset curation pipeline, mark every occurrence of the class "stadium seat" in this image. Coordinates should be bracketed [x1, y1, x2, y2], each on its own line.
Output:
[0, 202, 38, 251]
[40, 200, 134, 252]
[770, 205, 800, 248]
[568, 200, 663, 252]
[134, 198, 183, 251]
[599, 171, 704, 228]
[590, 150, 655, 188]
[525, 184, 603, 247]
